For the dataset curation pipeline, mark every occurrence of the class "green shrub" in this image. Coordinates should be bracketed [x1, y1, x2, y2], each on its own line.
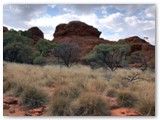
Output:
[3, 42, 33, 63]
[49, 96, 73, 116]
[33, 56, 46, 65]
[73, 93, 110, 116]
[117, 91, 137, 108]
[20, 86, 47, 108]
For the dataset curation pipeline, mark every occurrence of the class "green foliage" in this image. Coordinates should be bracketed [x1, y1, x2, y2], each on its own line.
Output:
[18, 30, 32, 38]
[31, 51, 41, 60]
[3, 42, 33, 63]
[36, 39, 53, 57]
[73, 93, 110, 116]
[82, 52, 102, 69]
[117, 92, 137, 108]
[20, 86, 47, 108]
[53, 42, 80, 67]
[83, 44, 130, 71]
[33, 56, 46, 65]
[3, 30, 32, 47]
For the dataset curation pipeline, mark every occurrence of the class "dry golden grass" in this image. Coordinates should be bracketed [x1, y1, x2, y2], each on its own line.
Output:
[3, 62, 155, 116]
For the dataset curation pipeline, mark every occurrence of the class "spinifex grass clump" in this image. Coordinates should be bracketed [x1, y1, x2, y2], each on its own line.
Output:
[72, 93, 110, 116]
[20, 86, 47, 108]
[117, 91, 138, 108]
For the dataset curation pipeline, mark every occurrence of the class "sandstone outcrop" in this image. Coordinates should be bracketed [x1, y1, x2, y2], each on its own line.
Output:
[54, 21, 101, 38]
[28, 27, 44, 43]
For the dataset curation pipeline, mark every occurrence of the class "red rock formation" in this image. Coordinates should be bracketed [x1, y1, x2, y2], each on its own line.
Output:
[123, 36, 155, 63]
[54, 21, 101, 38]
[52, 22, 155, 65]
[3, 26, 8, 33]
[28, 27, 44, 43]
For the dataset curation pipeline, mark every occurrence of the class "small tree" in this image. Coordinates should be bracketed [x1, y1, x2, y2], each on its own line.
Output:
[83, 44, 130, 71]
[96, 44, 130, 71]
[130, 51, 147, 71]
[53, 42, 80, 67]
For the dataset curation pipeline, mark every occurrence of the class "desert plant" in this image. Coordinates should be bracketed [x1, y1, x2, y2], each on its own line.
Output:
[49, 96, 73, 116]
[20, 86, 47, 108]
[117, 91, 137, 108]
[72, 93, 110, 116]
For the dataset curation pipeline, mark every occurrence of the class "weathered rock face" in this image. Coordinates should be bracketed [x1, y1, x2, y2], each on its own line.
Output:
[3, 26, 8, 33]
[28, 27, 44, 43]
[54, 21, 101, 38]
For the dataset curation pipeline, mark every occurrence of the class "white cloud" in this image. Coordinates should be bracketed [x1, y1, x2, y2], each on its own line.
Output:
[124, 16, 138, 26]
[3, 4, 155, 45]
[145, 5, 155, 18]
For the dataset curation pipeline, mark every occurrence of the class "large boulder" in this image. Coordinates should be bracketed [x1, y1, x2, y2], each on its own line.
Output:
[28, 27, 44, 43]
[3, 26, 8, 33]
[54, 21, 101, 38]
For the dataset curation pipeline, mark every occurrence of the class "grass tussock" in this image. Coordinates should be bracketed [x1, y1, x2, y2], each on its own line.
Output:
[72, 92, 110, 116]
[20, 86, 47, 108]
[49, 96, 73, 116]
[53, 84, 81, 99]
[117, 91, 138, 108]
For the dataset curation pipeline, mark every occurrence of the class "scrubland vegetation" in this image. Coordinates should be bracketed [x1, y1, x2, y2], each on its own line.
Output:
[3, 62, 155, 116]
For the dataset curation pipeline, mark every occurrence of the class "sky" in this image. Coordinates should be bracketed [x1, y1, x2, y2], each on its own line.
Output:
[3, 4, 155, 45]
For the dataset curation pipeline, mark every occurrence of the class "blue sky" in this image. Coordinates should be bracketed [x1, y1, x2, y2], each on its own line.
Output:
[3, 4, 155, 45]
